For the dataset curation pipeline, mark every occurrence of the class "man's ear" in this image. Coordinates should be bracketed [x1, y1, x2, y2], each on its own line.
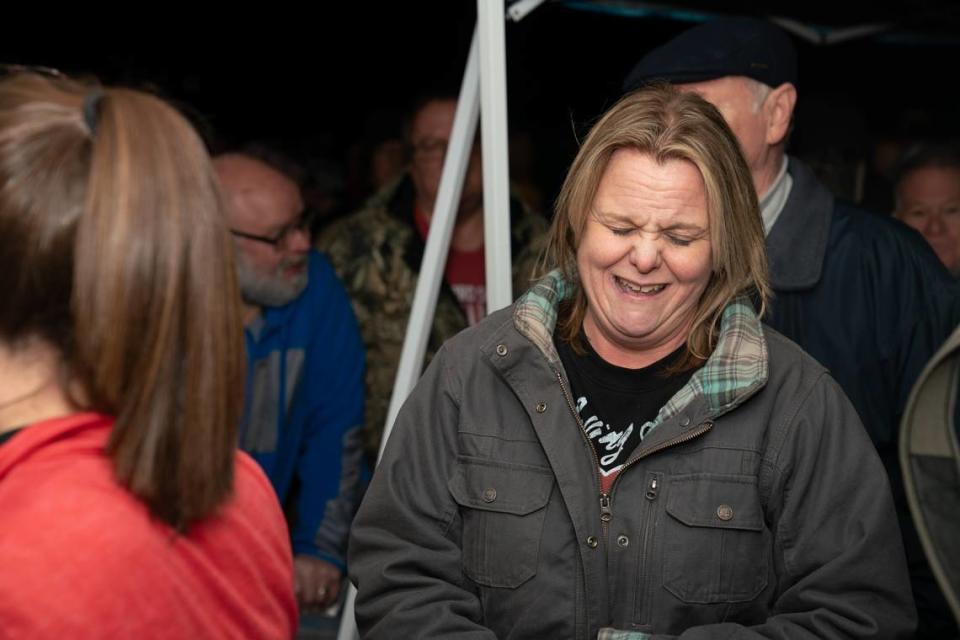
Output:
[764, 82, 797, 147]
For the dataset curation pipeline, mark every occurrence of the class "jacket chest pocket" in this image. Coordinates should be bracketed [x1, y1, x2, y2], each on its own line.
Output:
[661, 473, 769, 603]
[448, 457, 554, 589]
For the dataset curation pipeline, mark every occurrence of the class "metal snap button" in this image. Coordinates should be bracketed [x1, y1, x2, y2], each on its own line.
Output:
[617, 534, 629, 547]
[482, 488, 497, 503]
[535, 402, 547, 413]
[680, 416, 691, 427]
[717, 504, 734, 521]
[586, 536, 599, 549]
[496, 344, 508, 357]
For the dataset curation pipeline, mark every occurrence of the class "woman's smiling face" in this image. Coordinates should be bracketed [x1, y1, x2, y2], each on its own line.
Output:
[577, 148, 713, 367]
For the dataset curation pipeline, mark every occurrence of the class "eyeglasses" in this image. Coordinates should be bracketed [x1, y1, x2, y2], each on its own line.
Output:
[409, 137, 482, 165]
[410, 137, 449, 160]
[230, 210, 314, 248]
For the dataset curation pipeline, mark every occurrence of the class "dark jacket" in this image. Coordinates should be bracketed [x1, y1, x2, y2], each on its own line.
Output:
[766, 157, 959, 459]
[767, 158, 960, 635]
[349, 273, 915, 639]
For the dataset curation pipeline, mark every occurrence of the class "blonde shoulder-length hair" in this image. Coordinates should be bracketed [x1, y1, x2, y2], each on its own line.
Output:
[540, 83, 770, 369]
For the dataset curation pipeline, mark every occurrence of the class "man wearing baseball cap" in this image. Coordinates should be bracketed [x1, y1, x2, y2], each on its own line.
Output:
[625, 17, 958, 637]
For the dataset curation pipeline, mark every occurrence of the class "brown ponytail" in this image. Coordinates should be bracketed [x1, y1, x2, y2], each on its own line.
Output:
[0, 73, 244, 529]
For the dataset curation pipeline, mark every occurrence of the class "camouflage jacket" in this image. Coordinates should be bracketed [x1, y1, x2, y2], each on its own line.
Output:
[316, 175, 548, 463]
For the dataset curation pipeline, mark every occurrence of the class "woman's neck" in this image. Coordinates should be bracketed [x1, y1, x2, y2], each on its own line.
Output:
[0, 338, 75, 434]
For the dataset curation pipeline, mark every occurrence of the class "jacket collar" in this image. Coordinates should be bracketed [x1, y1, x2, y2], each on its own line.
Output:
[511, 270, 768, 422]
[765, 156, 834, 291]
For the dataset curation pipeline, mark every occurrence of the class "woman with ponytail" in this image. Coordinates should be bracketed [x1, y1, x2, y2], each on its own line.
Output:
[0, 70, 297, 638]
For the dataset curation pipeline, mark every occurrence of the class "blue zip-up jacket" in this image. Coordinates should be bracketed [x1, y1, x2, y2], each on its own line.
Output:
[241, 250, 366, 569]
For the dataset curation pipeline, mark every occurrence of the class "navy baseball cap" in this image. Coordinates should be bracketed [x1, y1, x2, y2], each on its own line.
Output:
[622, 17, 798, 93]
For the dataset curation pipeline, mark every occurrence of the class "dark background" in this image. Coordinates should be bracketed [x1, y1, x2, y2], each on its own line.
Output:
[4, 0, 959, 216]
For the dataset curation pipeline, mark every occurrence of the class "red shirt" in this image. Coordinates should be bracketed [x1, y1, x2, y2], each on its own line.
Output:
[414, 205, 486, 325]
[0, 413, 297, 639]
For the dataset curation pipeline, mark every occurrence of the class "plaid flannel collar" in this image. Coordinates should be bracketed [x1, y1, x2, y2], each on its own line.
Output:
[512, 270, 768, 422]
[597, 629, 650, 640]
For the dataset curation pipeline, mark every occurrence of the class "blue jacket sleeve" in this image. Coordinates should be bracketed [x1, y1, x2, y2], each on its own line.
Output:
[290, 252, 367, 568]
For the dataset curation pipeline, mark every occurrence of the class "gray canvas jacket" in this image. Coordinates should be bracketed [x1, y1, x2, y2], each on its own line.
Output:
[349, 273, 916, 639]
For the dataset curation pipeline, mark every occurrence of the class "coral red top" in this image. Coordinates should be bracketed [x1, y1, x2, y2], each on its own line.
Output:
[0, 412, 297, 639]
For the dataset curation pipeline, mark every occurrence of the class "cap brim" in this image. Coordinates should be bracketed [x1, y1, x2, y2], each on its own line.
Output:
[622, 68, 729, 93]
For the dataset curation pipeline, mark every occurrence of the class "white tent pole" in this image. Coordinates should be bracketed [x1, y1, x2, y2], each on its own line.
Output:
[334, 587, 359, 640]
[335, 26, 481, 640]
[376, 28, 481, 459]
[478, 0, 513, 314]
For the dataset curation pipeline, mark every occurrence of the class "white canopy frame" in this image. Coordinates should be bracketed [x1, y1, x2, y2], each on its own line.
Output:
[335, 3, 544, 638]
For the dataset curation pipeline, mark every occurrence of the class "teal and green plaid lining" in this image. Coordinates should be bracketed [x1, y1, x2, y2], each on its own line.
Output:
[512, 269, 570, 366]
[597, 629, 650, 640]
[513, 270, 768, 427]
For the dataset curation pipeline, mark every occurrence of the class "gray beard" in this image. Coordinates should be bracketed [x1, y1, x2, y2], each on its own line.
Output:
[237, 254, 309, 308]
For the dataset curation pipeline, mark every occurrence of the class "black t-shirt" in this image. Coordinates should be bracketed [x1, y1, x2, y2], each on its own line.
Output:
[556, 331, 695, 487]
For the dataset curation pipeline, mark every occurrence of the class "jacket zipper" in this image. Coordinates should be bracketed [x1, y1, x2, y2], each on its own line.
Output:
[556, 368, 714, 631]
[611, 422, 712, 624]
[555, 371, 611, 540]
[556, 370, 714, 538]
[636, 474, 659, 624]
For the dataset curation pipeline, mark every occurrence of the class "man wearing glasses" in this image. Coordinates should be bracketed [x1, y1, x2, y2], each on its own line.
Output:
[317, 93, 547, 466]
[215, 152, 366, 617]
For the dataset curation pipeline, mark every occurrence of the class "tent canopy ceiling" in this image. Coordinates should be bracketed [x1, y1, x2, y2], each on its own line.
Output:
[558, 0, 960, 43]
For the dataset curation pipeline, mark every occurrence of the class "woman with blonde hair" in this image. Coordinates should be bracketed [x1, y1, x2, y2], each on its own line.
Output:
[349, 84, 915, 638]
[0, 70, 296, 637]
